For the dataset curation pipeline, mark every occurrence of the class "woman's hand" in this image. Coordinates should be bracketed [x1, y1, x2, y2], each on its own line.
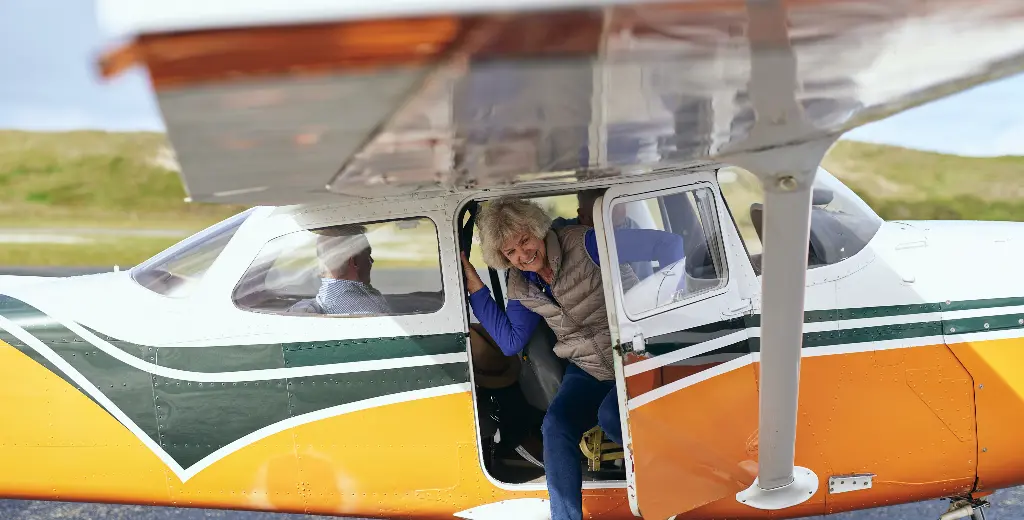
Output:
[461, 252, 486, 294]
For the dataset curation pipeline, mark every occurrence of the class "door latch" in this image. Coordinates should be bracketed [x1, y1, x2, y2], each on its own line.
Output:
[723, 299, 752, 318]
[631, 333, 646, 355]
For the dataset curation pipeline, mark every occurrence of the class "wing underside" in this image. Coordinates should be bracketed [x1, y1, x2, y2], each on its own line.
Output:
[97, 0, 1024, 206]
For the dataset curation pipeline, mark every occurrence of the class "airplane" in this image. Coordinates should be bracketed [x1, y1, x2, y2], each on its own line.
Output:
[1, 0, 1023, 519]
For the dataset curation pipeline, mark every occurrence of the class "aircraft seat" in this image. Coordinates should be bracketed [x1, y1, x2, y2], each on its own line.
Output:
[517, 319, 565, 412]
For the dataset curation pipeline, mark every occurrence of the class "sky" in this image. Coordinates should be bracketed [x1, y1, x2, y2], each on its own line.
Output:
[1, 0, 1022, 157]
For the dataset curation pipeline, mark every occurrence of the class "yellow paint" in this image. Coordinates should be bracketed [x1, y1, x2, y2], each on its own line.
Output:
[0, 341, 173, 504]
[948, 337, 1024, 491]
[956, 337, 1024, 397]
[797, 344, 976, 515]
[7, 333, 1024, 519]
[628, 363, 762, 520]
[627, 343, 979, 520]
[0, 342, 630, 519]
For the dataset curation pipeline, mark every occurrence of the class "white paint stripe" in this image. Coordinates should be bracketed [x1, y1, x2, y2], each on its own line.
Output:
[624, 330, 748, 377]
[801, 321, 838, 334]
[945, 306, 1024, 321]
[1, 315, 472, 482]
[0, 314, 188, 477]
[802, 335, 945, 358]
[628, 334, 949, 408]
[5, 316, 61, 328]
[628, 354, 754, 410]
[836, 312, 942, 330]
[180, 382, 470, 480]
[618, 309, 1023, 409]
[623, 314, 943, 378]
[454, 498, 551, 520]
[56, 316, 468, 382]
[661, 352, 749, 366]
[946, 328, 1024, 345]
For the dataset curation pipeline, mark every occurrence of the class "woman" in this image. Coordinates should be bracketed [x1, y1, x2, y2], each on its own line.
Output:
[461, 195, 684, 520]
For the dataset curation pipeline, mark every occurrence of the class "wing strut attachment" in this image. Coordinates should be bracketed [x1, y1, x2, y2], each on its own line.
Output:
[722, 0, 840, 509]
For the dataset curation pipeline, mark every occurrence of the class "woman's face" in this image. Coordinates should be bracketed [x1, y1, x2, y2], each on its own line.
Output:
[500, 230, 548, 273]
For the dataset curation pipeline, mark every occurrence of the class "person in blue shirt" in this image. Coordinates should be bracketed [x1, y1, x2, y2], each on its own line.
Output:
[461, 196, 683, 520]
[289, 225, 392, 316]
[551, 188, 654, 280]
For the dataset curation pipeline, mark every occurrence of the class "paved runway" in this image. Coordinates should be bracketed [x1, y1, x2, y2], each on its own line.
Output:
[1, 487, 1022, 520]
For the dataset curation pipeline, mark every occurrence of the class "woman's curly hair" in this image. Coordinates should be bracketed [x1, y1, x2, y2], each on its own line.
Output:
[477, 196, 552, 270]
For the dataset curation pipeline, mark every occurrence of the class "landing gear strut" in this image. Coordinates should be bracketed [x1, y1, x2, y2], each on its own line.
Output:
[941, 496, 990, 520]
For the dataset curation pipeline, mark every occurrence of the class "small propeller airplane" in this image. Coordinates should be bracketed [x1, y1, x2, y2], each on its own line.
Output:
[1, 0, 1023, 519]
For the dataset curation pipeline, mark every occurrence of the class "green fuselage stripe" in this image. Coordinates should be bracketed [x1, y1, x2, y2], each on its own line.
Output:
[642, 297, 1024, 361]
[85, 326, 466, 373]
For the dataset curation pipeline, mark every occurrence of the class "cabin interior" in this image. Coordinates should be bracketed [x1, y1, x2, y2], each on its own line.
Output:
[457, 188, 629, 486]
[455, 179, 734, 486]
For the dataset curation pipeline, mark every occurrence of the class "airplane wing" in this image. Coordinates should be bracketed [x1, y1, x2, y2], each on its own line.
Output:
[96, 0, 1024, 206]
[96, 0, 1024, 514]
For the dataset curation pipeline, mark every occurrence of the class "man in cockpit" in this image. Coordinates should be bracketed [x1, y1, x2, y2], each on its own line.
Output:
[289, 224, 392, 316]
[552, 189, 654, 280]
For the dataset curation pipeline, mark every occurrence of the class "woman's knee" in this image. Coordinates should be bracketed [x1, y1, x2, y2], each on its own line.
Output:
[541, 405, 572, 441]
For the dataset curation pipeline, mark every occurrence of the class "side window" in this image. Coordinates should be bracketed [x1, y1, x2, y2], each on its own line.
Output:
[132, 208, 255, 298]
[233, 217, 444, 317]
[717, 166, 883, 273]
[611, 186, 728, 319]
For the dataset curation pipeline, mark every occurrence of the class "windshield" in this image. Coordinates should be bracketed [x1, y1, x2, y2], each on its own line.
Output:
[131, 208, 255, 298]
[805, 168, 882, 266]
[718, 166, 882, 271]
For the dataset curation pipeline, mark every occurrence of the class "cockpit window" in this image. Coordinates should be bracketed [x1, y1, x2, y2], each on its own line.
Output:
[232, 217, 444, 317]
[131, 208, 255, 298]
[718, 167, 882, 273]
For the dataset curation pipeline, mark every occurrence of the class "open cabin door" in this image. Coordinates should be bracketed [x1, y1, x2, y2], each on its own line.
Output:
[594, 172, 763, 520]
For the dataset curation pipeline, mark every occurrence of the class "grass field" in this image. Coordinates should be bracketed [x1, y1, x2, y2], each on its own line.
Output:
[0, 131, 244, 229]
[0, 237, 179, 267]
[0, 131, 1021, 267]
[823, 140, 1024, 222]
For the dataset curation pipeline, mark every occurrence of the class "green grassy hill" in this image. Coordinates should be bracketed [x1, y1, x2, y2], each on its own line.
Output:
[0, 131, 1021, 266]
[823, 140, 1024, 222]
[0, 130, 245, 229]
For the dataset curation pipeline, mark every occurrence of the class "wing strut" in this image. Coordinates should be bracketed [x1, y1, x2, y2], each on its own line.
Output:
[722, 0, 839, 509]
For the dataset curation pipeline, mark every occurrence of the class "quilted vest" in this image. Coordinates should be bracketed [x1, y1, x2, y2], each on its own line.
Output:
[506, 226, 620, 381]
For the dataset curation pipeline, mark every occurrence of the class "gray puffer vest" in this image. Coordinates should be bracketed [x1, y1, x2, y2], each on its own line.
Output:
[506, 226, 617, 381]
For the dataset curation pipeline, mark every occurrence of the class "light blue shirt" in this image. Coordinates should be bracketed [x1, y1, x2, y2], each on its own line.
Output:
[314, 278, 391, 316]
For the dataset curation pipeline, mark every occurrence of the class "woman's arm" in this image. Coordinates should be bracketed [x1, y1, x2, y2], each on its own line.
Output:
[468, 287, 541, 355]
[584, 228, 684, 268]
[462, 253, 541, 355]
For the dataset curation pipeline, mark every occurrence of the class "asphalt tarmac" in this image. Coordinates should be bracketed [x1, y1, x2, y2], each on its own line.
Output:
[1, 487, 1022, 520]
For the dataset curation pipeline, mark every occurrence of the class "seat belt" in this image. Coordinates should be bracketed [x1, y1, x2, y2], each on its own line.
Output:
[461, 201, 479, 255]
[488, 267, 506, 313]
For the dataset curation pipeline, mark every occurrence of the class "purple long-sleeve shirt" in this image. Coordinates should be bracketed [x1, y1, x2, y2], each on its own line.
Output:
[468, 227, 683, 355]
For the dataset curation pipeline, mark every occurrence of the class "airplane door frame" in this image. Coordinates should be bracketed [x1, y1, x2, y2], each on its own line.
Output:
[592, 170, 761, 518]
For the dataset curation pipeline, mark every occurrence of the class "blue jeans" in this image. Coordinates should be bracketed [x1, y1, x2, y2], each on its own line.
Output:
[542, 363, 622, 520]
